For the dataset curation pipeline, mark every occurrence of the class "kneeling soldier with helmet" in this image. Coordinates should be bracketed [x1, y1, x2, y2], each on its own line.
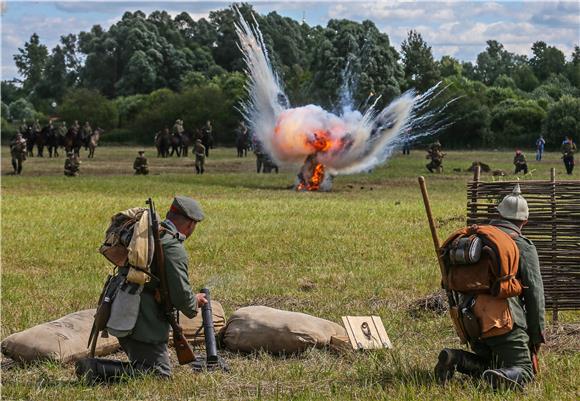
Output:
[76, 196, 208, 382]
[435, 184, 545, 390]
[64, 151, 81, 176]
[133, 150, 149, 175]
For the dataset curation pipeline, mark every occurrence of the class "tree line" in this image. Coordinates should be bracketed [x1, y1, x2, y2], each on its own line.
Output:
[2, 3, 579, 147]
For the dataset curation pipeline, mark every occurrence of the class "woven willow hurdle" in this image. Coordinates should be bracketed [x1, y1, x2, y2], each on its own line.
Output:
[466, 167, 580, 322]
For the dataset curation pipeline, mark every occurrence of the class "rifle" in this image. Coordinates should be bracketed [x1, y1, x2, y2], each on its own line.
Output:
[192, 288, 229, 372]
[87, 273, 114, 357]
[418, 177, 468, 344]
[147, 198, 195, 365]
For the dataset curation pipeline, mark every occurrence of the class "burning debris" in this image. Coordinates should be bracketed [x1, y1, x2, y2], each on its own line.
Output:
[235, 9, 448, 191]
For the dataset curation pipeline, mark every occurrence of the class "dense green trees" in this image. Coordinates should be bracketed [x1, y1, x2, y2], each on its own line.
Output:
[2, 5, 578, 147]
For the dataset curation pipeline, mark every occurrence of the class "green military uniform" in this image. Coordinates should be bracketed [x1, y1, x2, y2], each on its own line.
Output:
[76, 196, 204, 383]
[426, 141, 445, 173]
[194, 140, 206, 174]
[435, 186, 545, 390]
[561, 138, 576, 175]
[133, 151, 149, 175]
[64, 152, 81, 176]
[513, 152, 528, 174]
[10, 134, 27, 174]
[469, 219, 544, 382]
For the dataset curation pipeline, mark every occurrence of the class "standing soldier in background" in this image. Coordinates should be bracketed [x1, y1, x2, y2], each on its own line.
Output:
[10, 133, 27, 175]
[133, 150, 149, 175]
[426, 141, 445, 173]
[64, 151, 81, 176]
[513, 150, 528, 174]
[561, 136, 576, 175]
[194, 139, 206, 174]
[235, 121, 248, 157]
[435, 185, 545, 390]
[535, 135, 545, 161]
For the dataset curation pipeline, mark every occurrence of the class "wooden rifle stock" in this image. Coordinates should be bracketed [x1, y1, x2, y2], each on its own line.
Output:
[418, 177, 468, 344]
[147, 198, 195, 365]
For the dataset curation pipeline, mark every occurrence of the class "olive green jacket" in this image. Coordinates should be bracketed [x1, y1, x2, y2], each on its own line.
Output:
[490, 219, 545, 345]
[129, 220, 198, 344]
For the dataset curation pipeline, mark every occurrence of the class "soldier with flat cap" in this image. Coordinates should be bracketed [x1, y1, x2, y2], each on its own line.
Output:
[133, 150, 149, 175]
[76, 196, 208, 383]
[435, 184, 545, 390]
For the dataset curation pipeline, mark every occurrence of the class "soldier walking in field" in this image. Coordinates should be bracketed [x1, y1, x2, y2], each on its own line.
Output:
[10, 133, 27, 175]
[133, 150, 149, 175]
[513, 150, 528, 174]
[75, 196, 208, 382]
[194, 139, 206, 174]
[435, 185, 545, 390]
[426, 141, 445, 173]
[561, 136, 576, 175]
[64, 151, 81, 176]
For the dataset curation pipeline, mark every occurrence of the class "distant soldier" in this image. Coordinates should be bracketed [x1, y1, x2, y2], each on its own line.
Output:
[561, 136, 576, 175]
[32, 118, 41, 134]
[535, 135, 545, 161]
[81, 121, 92, 149]
[10, 133, 27, 175]
[172, 119, 184, 136]
[426, 141, 445, 173]
[235, 121, 248, 157]
[513, 150, 528, 174]
[263, 154, 279, 174]
[402, 131, 411, 155]
[201, 120, 213, 157]
[58, 121, 67, 137]
[72, 120, 80, 133]
[194, 139, 206, 174]
[133, 150, 149, 175]
[254, 139, 265, 173]
[64, 151, 81, 176]
[19, 119, 28, 134]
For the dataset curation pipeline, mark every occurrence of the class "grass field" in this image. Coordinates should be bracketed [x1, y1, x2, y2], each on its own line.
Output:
[1, 147, 578, 400]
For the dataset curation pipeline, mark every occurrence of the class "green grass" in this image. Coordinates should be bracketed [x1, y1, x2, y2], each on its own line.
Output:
[1, 147, 578, 400]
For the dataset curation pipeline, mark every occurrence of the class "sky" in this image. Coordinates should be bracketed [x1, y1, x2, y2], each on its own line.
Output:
[1, 1, 579, 81]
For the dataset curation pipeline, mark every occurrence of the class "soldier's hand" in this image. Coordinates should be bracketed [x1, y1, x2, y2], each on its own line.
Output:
[196, 293, 208, 306]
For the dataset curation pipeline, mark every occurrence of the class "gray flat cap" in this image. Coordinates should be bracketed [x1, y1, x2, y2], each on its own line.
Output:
[170, 196, 204, 222]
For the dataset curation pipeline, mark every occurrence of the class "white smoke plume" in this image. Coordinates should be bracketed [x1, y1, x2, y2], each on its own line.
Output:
[235, 9, 447, 176]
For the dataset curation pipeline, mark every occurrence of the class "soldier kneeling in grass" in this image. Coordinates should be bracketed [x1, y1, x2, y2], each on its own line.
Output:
[133, 150, 149, 175]
[64, 152, 81, 177]
[435, 184, 545, 390]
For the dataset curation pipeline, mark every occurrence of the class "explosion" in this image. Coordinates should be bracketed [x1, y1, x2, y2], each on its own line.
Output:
[235, 10, 445, 191]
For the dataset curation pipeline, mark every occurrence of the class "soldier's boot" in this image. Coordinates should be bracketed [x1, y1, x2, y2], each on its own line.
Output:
[435, 348, 486, 385]
[482, 367, 526, 391]
[75, 358, 133, 384]
[11, 159, 17, 174]
[18, 161, 23, 174]
[426, 163, 434, 173]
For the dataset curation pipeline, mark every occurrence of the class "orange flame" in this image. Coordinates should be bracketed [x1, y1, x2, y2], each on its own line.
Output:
[297, 162, 325, 191]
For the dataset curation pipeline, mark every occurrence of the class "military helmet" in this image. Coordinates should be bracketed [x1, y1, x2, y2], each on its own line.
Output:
[497, 184, 529, 221]
[138, 150, 145, 154]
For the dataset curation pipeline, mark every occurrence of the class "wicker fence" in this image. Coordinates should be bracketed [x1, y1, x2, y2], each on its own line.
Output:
[466, 168, 580, 322]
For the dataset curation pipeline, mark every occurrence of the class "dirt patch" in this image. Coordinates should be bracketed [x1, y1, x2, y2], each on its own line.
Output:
[545, 323, 580, 354]
[408, 291, 448, 317]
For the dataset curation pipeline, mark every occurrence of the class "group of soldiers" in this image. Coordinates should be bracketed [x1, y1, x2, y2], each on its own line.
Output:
[75, 188, 545, 391]
[10, 133, 81, 177]
[421, 136, 577, 176]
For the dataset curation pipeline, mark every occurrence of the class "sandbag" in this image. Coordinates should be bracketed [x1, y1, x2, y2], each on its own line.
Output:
[221, 306, 346, 354]
[178, 301, 226, 345]
[1, 309, 119, 363]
